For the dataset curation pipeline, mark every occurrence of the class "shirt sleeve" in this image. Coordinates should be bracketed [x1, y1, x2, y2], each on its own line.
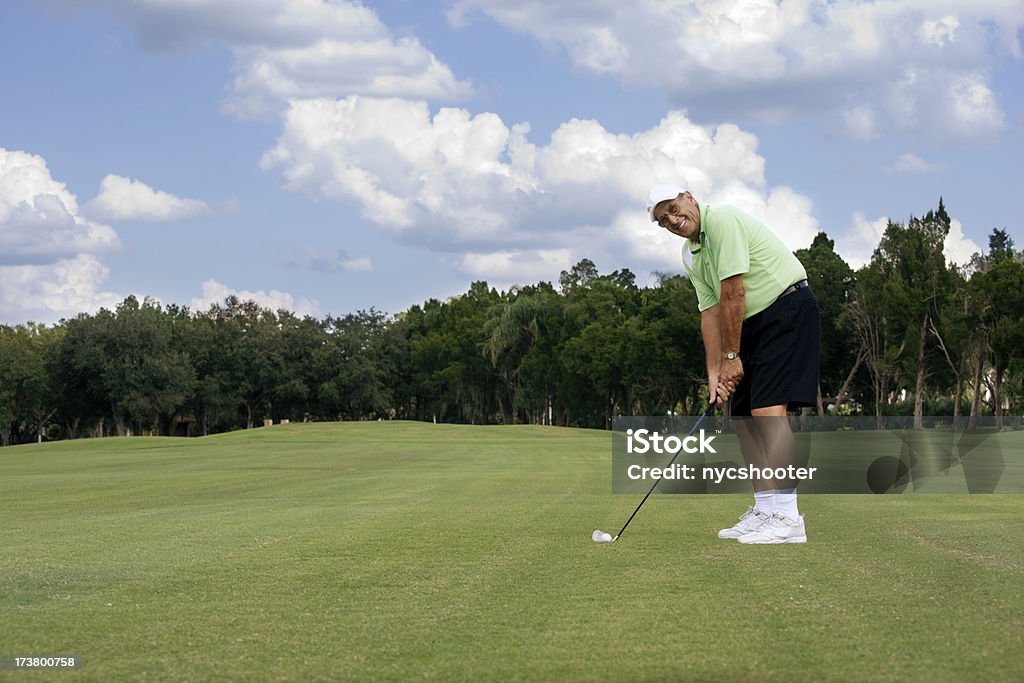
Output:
[692, 266, 717, 310]
[683, 243, 718, 311]
[706, 210, 750, 281]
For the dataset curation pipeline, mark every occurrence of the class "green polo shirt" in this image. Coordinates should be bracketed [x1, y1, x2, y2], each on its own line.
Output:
[683, 203, 806, 319]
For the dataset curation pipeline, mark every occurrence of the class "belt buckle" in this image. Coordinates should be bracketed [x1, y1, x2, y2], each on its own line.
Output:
[779, 282, 799, 301]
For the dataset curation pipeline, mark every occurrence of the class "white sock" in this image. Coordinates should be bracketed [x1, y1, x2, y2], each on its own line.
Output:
[753, 491, 774, 515]
[774, 488, 799, 519]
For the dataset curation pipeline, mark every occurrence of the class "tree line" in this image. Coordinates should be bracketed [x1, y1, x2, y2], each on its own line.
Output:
[1, 200, 1020, 445]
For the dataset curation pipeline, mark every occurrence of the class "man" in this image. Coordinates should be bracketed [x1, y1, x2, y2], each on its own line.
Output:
[647, 184, 821, 544]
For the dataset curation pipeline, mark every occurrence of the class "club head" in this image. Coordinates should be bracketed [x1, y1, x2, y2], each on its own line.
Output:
[592, 529, 615, 543]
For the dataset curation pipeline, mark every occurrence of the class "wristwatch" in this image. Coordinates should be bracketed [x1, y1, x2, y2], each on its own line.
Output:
[723, 351, 738, 360]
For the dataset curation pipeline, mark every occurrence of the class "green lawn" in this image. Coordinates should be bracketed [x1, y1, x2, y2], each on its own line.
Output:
[2, 422, 1022, 682]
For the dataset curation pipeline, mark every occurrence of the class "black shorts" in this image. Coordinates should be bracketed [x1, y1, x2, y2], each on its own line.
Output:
[730, 286, 821, 416]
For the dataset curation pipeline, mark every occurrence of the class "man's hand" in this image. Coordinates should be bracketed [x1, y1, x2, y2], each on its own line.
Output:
[708, 369, 721, 405]
[717, 356, 744, 401]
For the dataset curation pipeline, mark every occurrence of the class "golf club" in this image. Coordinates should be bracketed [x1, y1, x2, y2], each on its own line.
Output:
[593, 404, 715, 543]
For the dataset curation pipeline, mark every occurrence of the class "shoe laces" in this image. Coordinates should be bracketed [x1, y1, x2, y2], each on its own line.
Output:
[746, 512, 774, 533]
[740, 507, 768, 529]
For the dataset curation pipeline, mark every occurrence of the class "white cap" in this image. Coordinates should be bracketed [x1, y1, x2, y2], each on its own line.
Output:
[646, 184, 685, 223]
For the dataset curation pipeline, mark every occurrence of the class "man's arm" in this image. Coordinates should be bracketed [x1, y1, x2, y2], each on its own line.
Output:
[717, 274, 745, 399]
[701, 305, 722, 405]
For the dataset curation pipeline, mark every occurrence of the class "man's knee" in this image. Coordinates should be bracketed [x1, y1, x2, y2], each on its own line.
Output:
[751, 404, 787, 417]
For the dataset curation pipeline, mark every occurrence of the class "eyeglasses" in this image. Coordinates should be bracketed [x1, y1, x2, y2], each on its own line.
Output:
[655, 201, 681, 229]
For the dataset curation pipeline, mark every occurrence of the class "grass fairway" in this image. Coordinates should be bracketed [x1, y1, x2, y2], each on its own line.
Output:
[2, 422, 1022, 682]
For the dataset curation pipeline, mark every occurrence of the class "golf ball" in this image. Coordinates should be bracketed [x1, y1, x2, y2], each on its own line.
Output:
[601, 533, 612, 542]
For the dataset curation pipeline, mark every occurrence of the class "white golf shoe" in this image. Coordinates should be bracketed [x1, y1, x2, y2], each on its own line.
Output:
[717, 506, 770, 539]
[737, 512, 807, 544]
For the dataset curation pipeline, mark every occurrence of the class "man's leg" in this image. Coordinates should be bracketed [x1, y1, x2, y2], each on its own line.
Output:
[732, 404, 794, 506]
[731, 414, 775, 510]
[751, 404, 799, 518]
[736, 404, 806, 543]
[715, 415, 774, 538]
[718, 405, 799, 540]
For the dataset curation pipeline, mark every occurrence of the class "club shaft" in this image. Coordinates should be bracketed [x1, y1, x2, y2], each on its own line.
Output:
[614, 408, 712, 540]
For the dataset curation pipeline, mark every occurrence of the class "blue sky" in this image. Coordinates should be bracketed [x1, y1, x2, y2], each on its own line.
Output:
[1, 0, 1021, 323]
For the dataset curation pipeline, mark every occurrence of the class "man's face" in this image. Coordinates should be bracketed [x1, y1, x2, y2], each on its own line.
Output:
[652, 193, 700, 240]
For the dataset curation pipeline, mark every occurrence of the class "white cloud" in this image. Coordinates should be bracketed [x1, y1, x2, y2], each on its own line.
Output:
[260, 97, 541, 241]
[834, 212, 981, 270]
[54, 0, 384, 49]
[81, 174, 212, 222]
[449, 0, 1023, 142]
[843, 106, 881, 141]
[565, 26, 628, 74]
[450, 0, 793, 85]
[947, 72, 1005, 138]
[0, 255, 122, 324]
[262, 98, 819, 276]
[456, 249, 573, 285]
[225, 37, 473, 119]
[944, 218, 981, 267]
[307, 250, 374, 273]
[750, 186, 821, 251]
[886, 153, 946, 175]
[190, 278, 320, 316]
[49, 0, 474, 119]
[0, 148, 125, 323]
[881, 68, 1005, 142]
[836, 212, 889, 270]
[919, 15, 960, 47]
[0, 148, 120, 265]
[338, 257, 372, 273]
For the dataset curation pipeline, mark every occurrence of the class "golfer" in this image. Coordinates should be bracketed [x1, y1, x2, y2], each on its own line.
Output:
[647, 185, 821, 543]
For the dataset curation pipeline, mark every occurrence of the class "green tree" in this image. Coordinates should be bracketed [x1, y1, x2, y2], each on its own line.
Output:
[987, 228, 1014, 262]
[317, 310, 392, 420]
[105, 297, 195, 435]
[849, 259, 902, 422]
[969, 232, 1024, 428]
[53, 308, 117, 437]
[865, 201, 953, 429]
[0, 323, 60, 445]
[483, 290, 552, 424]
[409, 282, 500, 424]
[273, 311, 323, 420]
[560, 269, 640, 427]
[795, 232, 858, 412]
[622, 274, 704, 415]
[931, 265, 973, 417]
[558, 258, 599, 293]
[182, 303, 242, 435]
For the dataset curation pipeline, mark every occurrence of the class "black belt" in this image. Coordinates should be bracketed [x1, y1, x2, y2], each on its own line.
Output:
[779, 279, 809, 299]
